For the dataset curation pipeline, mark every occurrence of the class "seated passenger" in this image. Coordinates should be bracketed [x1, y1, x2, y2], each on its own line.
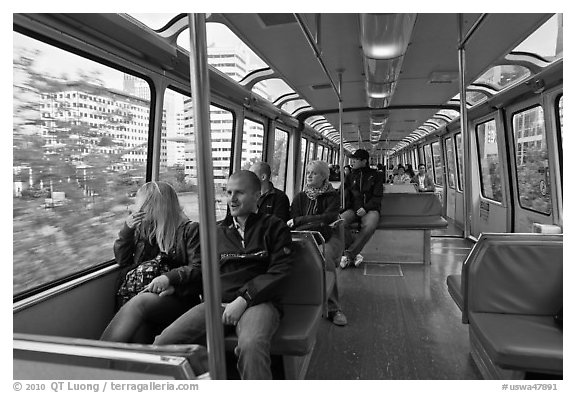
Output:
[340, 149, 384, 268]
[152, 170, 294, 380]
[288, 160, 347, 326]
[405, 164, 416, 179]
[249, 161, 291, 221]
[101, 181, 201, 343]
[392, 165, 412, 184]
[412, 163, 435, 192]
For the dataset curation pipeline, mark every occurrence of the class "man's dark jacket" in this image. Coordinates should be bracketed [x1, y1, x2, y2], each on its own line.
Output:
[343, 167, 384, 213]
[165, 212, 294, 307]
[257, 185, 291, 222]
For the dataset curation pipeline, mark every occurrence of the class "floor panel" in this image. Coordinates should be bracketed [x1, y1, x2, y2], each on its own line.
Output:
[306, 238, 479, 380]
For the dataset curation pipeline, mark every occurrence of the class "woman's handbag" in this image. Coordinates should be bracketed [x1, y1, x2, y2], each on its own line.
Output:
[116, 253, 171, 307]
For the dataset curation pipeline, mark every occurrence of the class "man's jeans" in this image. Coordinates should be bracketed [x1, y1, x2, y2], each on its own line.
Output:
[324, 235, 343, 313]
[341, 209, 380, 258]
[154, 301, 280, 380]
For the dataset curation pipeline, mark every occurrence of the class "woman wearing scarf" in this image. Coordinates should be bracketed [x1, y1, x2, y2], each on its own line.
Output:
[288, 160, 348, 326]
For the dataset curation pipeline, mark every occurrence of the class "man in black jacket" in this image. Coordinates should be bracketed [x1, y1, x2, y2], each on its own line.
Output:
[340, 149, 384, 268]
[151, 170, 294, 380]
[250, 161, 291, 222]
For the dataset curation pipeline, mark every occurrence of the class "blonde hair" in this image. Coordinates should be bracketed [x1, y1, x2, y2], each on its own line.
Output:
[136, 181, 187, 253]
[307, 160, 330, 182]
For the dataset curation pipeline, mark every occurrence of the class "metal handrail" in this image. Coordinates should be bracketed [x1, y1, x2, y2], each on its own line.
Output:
[187, 13, 226, 380]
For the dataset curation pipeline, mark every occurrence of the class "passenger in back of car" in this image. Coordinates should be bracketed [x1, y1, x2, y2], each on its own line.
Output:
[288, 160, 348, 326]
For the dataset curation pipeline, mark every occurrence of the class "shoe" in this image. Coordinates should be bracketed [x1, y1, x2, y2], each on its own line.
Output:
[330, 311, 348, 326]
[354, 254, 364, 267]
[340, 252, 353, 269]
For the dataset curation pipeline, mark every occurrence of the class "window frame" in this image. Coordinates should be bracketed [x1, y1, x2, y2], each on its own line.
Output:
[510, 104, 552, 216]
[271, 126, 290, 191]
[444, 137, 456, 190]
[454, 132, 464, 192]
[475, 118, 504, 204]
[431, 140, 444, 186]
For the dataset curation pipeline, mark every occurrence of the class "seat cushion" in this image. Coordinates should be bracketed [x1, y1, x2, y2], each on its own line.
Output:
[446, 274, 463, 312]
[378, 215, 448, 229]
[224, 305, 322, 357]
[469, 312, 563, 374]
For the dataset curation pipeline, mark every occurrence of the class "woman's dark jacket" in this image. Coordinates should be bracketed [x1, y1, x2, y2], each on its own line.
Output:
[113, 220, 201, 301]
[290, 188, 340, 241]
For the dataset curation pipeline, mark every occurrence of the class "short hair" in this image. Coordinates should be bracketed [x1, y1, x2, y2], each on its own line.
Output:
[250, 161, 271, 179]
[307, 160, 330, 180]
[397, 164, 405, 170]
[418, 163, 426, 169]
[229, 170, 261, 192]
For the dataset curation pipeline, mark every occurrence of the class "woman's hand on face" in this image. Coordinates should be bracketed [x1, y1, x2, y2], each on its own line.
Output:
[287, 219, 294, 228]
[126, 211, 145, 229]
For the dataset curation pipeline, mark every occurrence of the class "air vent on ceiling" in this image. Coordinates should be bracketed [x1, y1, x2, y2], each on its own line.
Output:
[311, 83, 332, 90]
[257, 14, 297, 27]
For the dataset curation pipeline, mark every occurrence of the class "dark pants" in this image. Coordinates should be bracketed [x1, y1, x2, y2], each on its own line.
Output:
[341, 209, 380, 258]
[324, 235, 342, 313]
[100, 293, 194, 344]
[154, 302, 280, 380]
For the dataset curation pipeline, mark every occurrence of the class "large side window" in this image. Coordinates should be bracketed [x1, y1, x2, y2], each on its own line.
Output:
[455, 133, 464, 191]
[444, 137, 456, 189]
[431, 141, 444, 186]
[241, 118, 264, 169]
[159, 90, 234, 221]
[13, 32, 151, 295]
[271, 128, 290, 191]
[475, 119, 503, 202]
[512, 106, 551, 214]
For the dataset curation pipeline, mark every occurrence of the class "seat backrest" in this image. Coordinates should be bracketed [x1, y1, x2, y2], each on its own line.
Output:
[464, 233, 562, 317]
[380, 193, 443, 217]
[278, 232, 324, 306]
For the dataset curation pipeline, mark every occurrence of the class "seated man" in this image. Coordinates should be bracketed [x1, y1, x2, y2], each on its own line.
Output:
[151, 170, 294, 380]
[412, 163, 435, 192]
[340, 149, 384, 268]
[249, 161, 291, 222]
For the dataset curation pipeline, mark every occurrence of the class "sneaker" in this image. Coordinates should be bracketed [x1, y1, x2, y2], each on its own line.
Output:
[330, 311, 348, 326]
[340, 252, 353, 269]
[354, 254, 364, 267]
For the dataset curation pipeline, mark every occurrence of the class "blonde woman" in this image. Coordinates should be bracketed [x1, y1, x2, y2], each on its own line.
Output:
[289, 160, 348, 326]
[101, 181, 201, 343]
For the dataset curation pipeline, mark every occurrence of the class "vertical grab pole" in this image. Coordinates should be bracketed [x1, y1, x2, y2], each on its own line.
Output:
[188, 13, 226, 380]
[338, 72, 345, 210]
[458, 14, 472, 238]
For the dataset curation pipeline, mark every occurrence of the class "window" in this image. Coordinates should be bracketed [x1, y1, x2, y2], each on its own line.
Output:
[301, 137, 309, 189]
[271, 128, 290, 191]
[512, 106, 551, 214]
[431, 141, 444, 186]
[444, 138, 456, 189]
[159, 89, 234, 222]
[424, 144, 434, 180]
[241, 118, 264, 170]
[475, 119, 503, 202]
[455, 133, 464, 191]
[13, 32, 151, 295]
[556, 95, 563, 182]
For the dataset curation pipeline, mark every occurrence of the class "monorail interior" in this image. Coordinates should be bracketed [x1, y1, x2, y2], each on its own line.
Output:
[12, 13, 563, 380]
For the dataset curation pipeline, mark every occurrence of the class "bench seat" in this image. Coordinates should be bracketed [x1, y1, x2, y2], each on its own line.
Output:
[224, 304, 322, 356]
[378, 215, 448, 229]
[469, 312, 562, 375]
